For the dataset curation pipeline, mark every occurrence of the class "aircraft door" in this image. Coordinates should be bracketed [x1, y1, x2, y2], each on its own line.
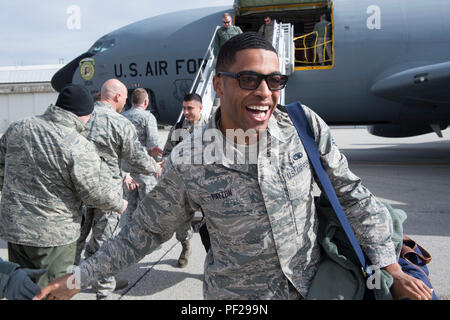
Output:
[124, 88, 160, 120]
[234, 1, 334, 70]
[293, 3, 334, 68]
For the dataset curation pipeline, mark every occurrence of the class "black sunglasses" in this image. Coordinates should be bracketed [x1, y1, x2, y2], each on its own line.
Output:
[217, 71, 288, 91]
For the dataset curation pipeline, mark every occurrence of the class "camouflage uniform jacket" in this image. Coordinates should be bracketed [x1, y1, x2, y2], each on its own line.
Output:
[121, 105, 161, 191]
[0, 105, 124, 247]
[162, 114, 208, 158]
[213, 25, 243, 56]
[77, 105, 396, 299]
[121, 106, 159, 154]
[84, 102, 159, 192]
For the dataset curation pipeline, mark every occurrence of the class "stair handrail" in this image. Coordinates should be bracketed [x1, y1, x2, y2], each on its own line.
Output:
[175, 26, 220, 124]
[272, 21, 294, 105]
[294, 22, 332, 65]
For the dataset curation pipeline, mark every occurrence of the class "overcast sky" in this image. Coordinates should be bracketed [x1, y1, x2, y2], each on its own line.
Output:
[0, 0, 231, 67]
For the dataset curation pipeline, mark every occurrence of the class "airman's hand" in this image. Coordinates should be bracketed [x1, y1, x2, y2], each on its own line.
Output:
[149, 146, 163, 157]
[156, 159, 166, 179]
[123, 173, 139, 191]
[384, 263, 433, 300]
[119, 199, 128, 215]
[33, 274, 81, 300]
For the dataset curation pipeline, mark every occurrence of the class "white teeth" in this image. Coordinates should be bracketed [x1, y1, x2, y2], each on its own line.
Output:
[247, 106, 269, 111]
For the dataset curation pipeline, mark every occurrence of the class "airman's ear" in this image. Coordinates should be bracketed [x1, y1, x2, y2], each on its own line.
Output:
[213, 75, 224, 97]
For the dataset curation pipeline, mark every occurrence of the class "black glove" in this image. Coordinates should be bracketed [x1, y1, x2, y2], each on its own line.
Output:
[4, 268, 46, 300]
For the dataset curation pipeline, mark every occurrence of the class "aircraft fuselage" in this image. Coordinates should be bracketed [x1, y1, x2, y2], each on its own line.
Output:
[53, 0, 450, 136]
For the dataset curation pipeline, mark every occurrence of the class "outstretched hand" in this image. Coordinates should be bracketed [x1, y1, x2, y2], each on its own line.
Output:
[33, 274, 81, 300]
[156, 159, 166, 179]
[149, 146, 163, 157]
[119, 199, 128, 215]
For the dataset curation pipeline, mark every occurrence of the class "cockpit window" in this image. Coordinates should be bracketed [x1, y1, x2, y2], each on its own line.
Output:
[88, 37, 116, 54]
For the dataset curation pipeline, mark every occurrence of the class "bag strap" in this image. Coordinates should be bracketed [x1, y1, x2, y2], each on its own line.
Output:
[285, 101, 370, 276]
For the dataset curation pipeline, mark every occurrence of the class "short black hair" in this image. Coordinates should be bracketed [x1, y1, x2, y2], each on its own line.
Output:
[183, 93, 202, 104]
[215, 32, 277, 73]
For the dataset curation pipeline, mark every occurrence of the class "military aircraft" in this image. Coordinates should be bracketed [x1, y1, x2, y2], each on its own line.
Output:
[52, 0, 450, 138]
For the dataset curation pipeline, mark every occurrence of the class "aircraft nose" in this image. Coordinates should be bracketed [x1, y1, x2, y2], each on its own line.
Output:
[51, 52, 94, 92]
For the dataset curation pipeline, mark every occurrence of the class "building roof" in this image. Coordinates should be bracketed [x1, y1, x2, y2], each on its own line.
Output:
[0, 64, 63, 84]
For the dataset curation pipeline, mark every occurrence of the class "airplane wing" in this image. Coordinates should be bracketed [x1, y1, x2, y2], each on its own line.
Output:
[370, 61, 450, 107]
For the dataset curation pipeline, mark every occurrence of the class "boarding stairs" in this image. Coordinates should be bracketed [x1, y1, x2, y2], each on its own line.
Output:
[175, 27, 220, 124]
[175, 21, 295, 124]
[271, 21, 295, 105]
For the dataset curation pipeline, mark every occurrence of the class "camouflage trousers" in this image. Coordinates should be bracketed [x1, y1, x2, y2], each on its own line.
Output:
[76, 207, 121, 298]
[74, 205, 92, 266]
[176, 220, 193, 243]
[316, 37, 332, 65]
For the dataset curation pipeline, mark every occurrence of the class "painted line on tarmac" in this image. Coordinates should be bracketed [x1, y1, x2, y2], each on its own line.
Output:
[118, 241, 179, 299]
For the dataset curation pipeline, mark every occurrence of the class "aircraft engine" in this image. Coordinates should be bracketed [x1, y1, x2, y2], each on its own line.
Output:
[367, 123, 448, 138]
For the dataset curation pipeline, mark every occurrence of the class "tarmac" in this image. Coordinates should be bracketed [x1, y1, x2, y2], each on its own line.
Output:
[0, 126, 449, 300]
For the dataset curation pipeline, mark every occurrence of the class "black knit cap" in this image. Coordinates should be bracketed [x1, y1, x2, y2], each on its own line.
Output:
[55, 84, 94, 116]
